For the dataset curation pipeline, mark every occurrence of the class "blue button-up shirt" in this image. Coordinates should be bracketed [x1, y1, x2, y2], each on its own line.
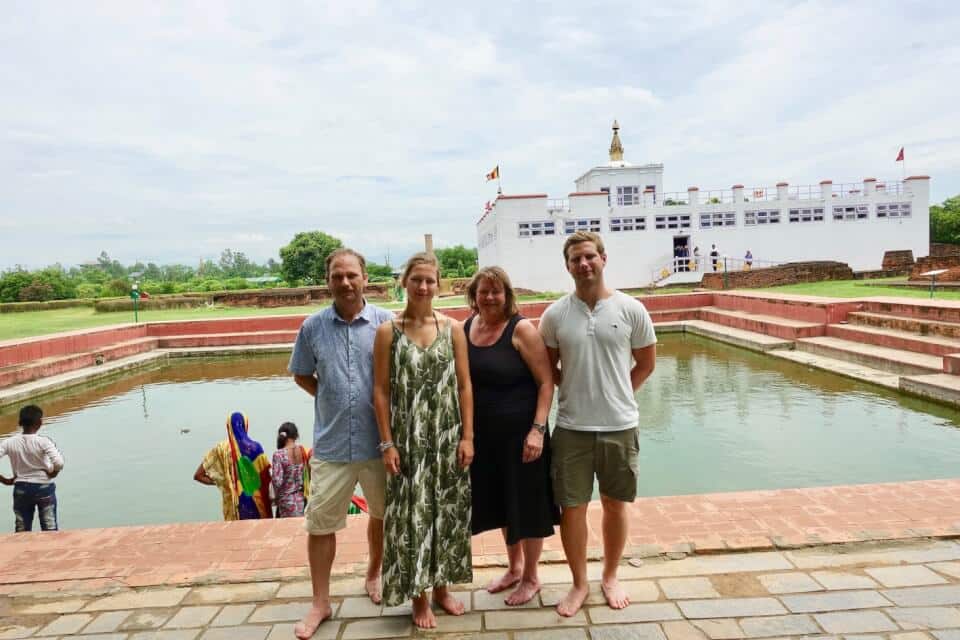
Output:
[288, 302, 394, 462]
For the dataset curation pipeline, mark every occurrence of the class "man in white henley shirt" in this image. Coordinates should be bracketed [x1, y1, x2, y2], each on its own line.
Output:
[539, 231, 656, 617]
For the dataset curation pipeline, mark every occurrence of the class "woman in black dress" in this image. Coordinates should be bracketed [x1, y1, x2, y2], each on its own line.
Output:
[465, 266, 560, 605]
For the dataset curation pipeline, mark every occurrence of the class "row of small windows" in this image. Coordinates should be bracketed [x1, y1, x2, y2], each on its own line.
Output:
[516, 203, 911, 237]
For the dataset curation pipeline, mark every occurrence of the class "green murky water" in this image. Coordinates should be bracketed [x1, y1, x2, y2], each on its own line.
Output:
[2, 334, 960, 531]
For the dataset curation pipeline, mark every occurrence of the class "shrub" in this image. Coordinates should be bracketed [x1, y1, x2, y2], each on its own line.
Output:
[76, 283, 102, 299]
[17, 279, 55, 302]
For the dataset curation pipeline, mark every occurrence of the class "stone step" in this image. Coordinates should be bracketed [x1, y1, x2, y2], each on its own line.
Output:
[698, 307, 824, 340]
[795, 336, 943, 376]
[900, 373, 960, 405]
[682, 320, 795, 352]
[767, 349, 901, 389]
[0, 337, 158, 388]
[649, 307, 701, 322]
[860, 299, 960, 324]
[712, 292, 860, 324]
[848, 311, 960, 340]
[157, 331, 298, 349]
[826, 323, 960, 357]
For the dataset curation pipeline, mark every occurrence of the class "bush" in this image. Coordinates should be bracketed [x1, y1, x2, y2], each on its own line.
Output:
[18, 279, 55, 301]
[0, 299, 96, 313]
[199, 279, 225, 292]
[103, 278, 130, 297]
[76, 283, 102, 299]
[223, 277, 250, 291]
[94, 295, 209, 313]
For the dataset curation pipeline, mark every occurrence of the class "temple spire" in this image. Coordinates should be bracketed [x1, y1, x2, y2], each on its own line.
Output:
[609, 119, 624, 162]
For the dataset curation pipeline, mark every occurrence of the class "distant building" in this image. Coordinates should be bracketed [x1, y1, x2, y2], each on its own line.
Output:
[477, 121, 930, 291]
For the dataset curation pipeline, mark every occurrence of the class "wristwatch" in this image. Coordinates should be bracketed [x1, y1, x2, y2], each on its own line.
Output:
[531, 422, 547, 435]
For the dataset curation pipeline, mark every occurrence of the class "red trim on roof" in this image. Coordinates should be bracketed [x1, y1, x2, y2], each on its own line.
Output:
[863, 177, 877, 182]
[568, 191, 607, 197]
[905, 175, 931, 180]
[497, 194, 548, 200]
[731, 184, 744, 189]
[819, 180, 833, 184]
[687, 186, 699, 191]
[776, 182, 789, 187]
[643, 188, 654, 193]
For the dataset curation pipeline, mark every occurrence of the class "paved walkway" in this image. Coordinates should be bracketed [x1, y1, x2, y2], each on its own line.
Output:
[7, 538, 960, 639]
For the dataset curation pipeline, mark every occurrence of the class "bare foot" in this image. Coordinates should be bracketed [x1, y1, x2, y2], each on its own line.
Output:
[486, 569, 522, 593]
[556, 584, 589, 617]
[505, 578, 540, 606]
[365, 575, 382, 604]
[601, 578, 630, 609]
[294, 603, 332, 640]
[412, 594, 437, 629]
[432, 586, 465, 616]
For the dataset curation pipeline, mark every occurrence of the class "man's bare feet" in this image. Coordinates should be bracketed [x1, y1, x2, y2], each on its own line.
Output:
[412, 594, 437, 629]
[294, 603, 332, 640]
[556, 584, 589, 617]
[365, 575, 382, 604]
[505, 578, 540, 606]
[486, 569, 522, 593]
[600, 578, 630, 609]
[432, 586, 465, 615]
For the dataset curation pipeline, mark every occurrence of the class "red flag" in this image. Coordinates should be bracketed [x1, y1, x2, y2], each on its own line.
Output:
[896, 147, 904, 162]
[485, 165, 499, 181]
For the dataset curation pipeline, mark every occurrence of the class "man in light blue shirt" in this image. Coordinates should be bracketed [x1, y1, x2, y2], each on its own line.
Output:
[289, 248, 393, 639]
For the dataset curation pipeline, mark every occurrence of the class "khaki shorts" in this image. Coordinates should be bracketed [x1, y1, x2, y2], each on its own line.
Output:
[304, 458, 386, 535]
[550, 427, 639, 507]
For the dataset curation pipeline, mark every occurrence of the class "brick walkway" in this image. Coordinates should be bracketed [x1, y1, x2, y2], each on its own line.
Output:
[2, 479, 960, 596]
[6, 538, 960, 639]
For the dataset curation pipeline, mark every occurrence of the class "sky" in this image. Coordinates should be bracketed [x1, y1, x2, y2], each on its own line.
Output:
[2, 1, 958, 270]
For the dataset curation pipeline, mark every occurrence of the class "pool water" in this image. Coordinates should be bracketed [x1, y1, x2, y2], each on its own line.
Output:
[2, 334, 960, 531]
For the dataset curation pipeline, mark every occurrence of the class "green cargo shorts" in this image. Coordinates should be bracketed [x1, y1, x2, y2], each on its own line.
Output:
[550, 426, 639, 507]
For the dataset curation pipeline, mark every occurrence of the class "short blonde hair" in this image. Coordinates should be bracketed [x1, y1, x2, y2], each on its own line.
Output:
[401, 251, 441, 285]
[465, 266, 519, 317]
[563, 231, 606, 261]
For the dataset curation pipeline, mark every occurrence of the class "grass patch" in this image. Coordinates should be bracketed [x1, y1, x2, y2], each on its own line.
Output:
[752, 278, 960, 300]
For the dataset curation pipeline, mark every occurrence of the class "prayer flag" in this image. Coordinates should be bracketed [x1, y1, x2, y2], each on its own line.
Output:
[485, 165, 499, 181]
[896, 147, 904, 162]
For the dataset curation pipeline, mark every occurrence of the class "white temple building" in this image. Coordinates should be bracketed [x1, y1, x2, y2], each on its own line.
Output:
[476, 122, 931, 291]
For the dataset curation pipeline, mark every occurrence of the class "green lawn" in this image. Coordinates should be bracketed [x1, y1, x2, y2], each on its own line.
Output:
[753, 277, 960, 300]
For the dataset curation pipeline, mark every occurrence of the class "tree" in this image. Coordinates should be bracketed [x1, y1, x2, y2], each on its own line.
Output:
[434, 245, 478, 278]
[931, 195, 960, 244]
[279, 231, 343, 285]
[366, 261, 394, 282]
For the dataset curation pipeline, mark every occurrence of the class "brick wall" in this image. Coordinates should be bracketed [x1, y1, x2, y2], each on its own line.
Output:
[930, 243, 960, 258]
[881, 250, 915, 271]
[701, 261, 854, 290]
[910, 256, 960, 280]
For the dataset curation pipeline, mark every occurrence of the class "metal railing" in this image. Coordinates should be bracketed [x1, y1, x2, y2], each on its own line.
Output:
[650, 255, 784, 283]
[547, 198, 569, 212]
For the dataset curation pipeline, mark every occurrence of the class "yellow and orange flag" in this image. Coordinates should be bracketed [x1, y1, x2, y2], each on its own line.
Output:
[485, 165, 499, 181]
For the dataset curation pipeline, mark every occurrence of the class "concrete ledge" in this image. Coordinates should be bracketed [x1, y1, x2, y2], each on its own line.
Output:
[682, 320, 795, 352]
[901, 373, 960, 405]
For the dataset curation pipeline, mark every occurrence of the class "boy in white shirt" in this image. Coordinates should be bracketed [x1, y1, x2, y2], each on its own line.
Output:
[0, 405, 64, 532]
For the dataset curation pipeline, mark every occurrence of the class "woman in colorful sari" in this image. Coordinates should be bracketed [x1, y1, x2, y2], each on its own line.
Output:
[193, 412, 273, 520]
[271, 422, 311, 518]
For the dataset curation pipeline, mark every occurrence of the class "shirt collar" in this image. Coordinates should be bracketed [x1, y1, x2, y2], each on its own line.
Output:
[330, 299, 372, 325]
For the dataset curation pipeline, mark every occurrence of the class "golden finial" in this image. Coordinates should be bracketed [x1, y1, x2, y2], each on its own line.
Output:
[609, 120, 624, 162]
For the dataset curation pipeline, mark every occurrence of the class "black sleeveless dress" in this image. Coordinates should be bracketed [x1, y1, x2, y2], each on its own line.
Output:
[466, 314, 560, 544]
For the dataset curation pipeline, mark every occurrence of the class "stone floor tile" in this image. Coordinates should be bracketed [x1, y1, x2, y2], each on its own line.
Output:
[418, 611, 481, 633]
[197, 626, 271, 640]
[662, 620, 708, 640]
[589, 623, 666, 640]
[844, 635, 884, 640]
[932, 631, 960, 640]
[119, 610, 176, 631]
[183, 583, 279, 605]
[813, 611, 898, 634]
[340, 616, 413, 639]
[84, 589, 191, 612]
[788, 543, 960, 570]
[14, 598, 89, 615]
[887, 607, 960, 629]
[678, 598, 786, 619]
[660, 578, 720, 599]
[248, 601, 318, 624]
[275, 581, 313, 599]
[891, 633, 933, 640]
[866, 566, 949, 588]
[265, 622, 339, 640]
[74, 634, 128, 640]
[884, 586, 960, 607]
[473, 588, 540, 610]
[484, 608, 587, 630]
[37, 614, 94, 637]
[514, 631, 587, 640]
[82, 611, 133, 634]
[0, 626, 40, 640]
[379, 602, 413, 617]
[587, 603, 682, 624]
[127, 631, 201, 640]
[337, 597, 383, 618]
[757, 572, 823, 594]
[620, 553, 791, 580]
[164, 606, 220, 629]
[810, 571, 879, 590]
[780, 590, 892, 613]
[540, 581, 659, 607]
[929, 563, 960, 580]
[210, 604, 255, 627]
[737, 614, 820, 638]
[690, 619, 745, 640]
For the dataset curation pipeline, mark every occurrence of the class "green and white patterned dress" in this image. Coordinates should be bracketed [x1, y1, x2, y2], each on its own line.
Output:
[382, 316, 473, 606]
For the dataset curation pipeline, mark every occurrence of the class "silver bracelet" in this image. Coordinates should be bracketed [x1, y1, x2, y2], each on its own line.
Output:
[378, 441, 395, 452]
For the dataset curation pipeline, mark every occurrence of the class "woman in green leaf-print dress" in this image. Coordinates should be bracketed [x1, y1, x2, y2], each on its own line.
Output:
[373, 251, 475, 630]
